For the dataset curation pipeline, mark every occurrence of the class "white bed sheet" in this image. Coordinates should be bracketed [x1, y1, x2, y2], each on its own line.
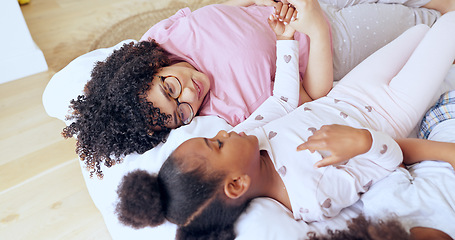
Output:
[42, 40, 455, 239]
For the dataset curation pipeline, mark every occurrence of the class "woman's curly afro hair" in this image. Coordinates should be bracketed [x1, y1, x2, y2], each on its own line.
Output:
[62, 40, 172, 179]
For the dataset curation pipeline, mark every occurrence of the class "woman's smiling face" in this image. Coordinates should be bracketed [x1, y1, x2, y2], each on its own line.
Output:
[146, 62, 210, 128]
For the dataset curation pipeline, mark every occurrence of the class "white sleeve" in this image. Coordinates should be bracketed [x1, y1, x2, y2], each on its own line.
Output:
[355, 129, 403, 171]
[232, 40, 300, 133]
[338, 129, 402, 195]
[340, 129, 402, 194]
[273, 40, 300, 109]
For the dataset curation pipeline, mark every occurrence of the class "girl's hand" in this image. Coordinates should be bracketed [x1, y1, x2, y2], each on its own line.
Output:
[268, 2, 297, 40]
[297, 124, 373, 168]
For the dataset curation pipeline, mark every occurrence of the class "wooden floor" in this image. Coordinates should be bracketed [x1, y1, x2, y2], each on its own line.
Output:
[0, 0, 210, 239]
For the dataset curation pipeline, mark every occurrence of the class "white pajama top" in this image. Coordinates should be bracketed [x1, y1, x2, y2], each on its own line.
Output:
[233, 40, 402, 222]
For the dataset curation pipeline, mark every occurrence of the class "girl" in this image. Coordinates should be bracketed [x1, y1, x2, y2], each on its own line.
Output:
[115, 3, 455, 239]
[63, 0, 450, 179]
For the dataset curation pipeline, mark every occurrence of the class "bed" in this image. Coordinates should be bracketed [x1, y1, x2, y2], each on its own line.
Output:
[42, 36, 455, 239]
[42, 4, 455, 238]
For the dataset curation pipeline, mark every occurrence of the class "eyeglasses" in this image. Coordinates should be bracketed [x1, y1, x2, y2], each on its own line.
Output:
[159, 76, 194, 125]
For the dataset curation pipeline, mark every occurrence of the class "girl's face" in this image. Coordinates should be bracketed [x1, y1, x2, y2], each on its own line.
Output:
[146, 62, 210, 129]
[174, 130, 261, 178]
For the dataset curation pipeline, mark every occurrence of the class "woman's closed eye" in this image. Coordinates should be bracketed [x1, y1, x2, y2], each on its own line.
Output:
[217, 139, 223, 149]
[164, 82, 176, 96]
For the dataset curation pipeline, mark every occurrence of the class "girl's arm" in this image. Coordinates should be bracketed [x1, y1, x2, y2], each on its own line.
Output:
[231, 39, 301, 133]
[288, 0, 333, 101]
[298, 126, 455, 169]
[396, 138, 455, 168]
[297, 124, 402, 171]
[297, 124, 373, 168]
[232, 6, 300, 133]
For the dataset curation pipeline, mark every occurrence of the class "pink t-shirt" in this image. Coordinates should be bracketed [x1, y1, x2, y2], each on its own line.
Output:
[141, 4, 311, 126]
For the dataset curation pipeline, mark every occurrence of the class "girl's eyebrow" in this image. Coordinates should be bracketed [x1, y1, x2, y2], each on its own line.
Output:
[204, 138, 213, 150]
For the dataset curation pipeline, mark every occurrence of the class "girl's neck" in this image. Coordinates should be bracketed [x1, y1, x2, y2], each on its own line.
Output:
[256, 150, 292, 211]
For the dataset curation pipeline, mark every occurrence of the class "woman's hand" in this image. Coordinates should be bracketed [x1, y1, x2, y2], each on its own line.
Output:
[297, 124, 373, 168]
[268, 2, 297, 40]
[287, 0, 328, 36]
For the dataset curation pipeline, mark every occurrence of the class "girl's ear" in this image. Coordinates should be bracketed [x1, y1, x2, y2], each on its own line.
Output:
[224, 175, 251, 199]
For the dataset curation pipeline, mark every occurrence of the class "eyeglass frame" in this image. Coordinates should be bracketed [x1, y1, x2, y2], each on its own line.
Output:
[158, 75, 195, 125]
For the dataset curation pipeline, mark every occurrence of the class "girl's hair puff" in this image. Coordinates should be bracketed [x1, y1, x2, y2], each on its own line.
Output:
[116, 152, 251, 240]
[115, 170, 165, 228]
[62, 40, 172, 179]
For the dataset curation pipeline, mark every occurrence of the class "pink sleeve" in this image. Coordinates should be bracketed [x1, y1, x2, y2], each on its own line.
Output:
[140, 7, 191, 42]
[140, 5, 311, 126]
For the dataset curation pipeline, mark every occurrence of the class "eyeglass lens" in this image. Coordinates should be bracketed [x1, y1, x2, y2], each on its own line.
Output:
[177, 103, 194, 124]
[163, 76, 181, 99]
[163, 76, 194, 124]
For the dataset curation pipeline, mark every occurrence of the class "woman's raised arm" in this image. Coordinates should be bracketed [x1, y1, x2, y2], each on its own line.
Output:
[288, 0, 333, 101]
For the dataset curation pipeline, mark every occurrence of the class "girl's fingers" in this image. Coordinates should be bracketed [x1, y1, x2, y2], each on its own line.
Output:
[291, 10, 298, 22]
[296, 143, 306, 151]
[268, 14, 278, 28]
[278, 3, 289, 20]
[314, 156, 339, 168]
[296, 133, 322, 151]
[284, 6, 295, 23]
[273, 1, 283, 15]
[297, 142, 317, 153]
[296, 138, 327, 152]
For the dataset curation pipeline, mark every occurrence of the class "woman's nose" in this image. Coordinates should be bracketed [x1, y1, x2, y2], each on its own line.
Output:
[178, 86, 197, 104]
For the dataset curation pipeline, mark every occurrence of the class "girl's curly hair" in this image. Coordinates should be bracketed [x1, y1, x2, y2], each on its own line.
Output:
[62, 40, 172, 179]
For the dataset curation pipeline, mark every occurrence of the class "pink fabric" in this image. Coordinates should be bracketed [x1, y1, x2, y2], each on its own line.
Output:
[140, 4, 311, 126]
[329, 13, 455, 139]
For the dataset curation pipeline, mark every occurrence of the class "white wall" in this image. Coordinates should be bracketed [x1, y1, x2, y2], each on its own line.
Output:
[0, 0, 48, 84]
